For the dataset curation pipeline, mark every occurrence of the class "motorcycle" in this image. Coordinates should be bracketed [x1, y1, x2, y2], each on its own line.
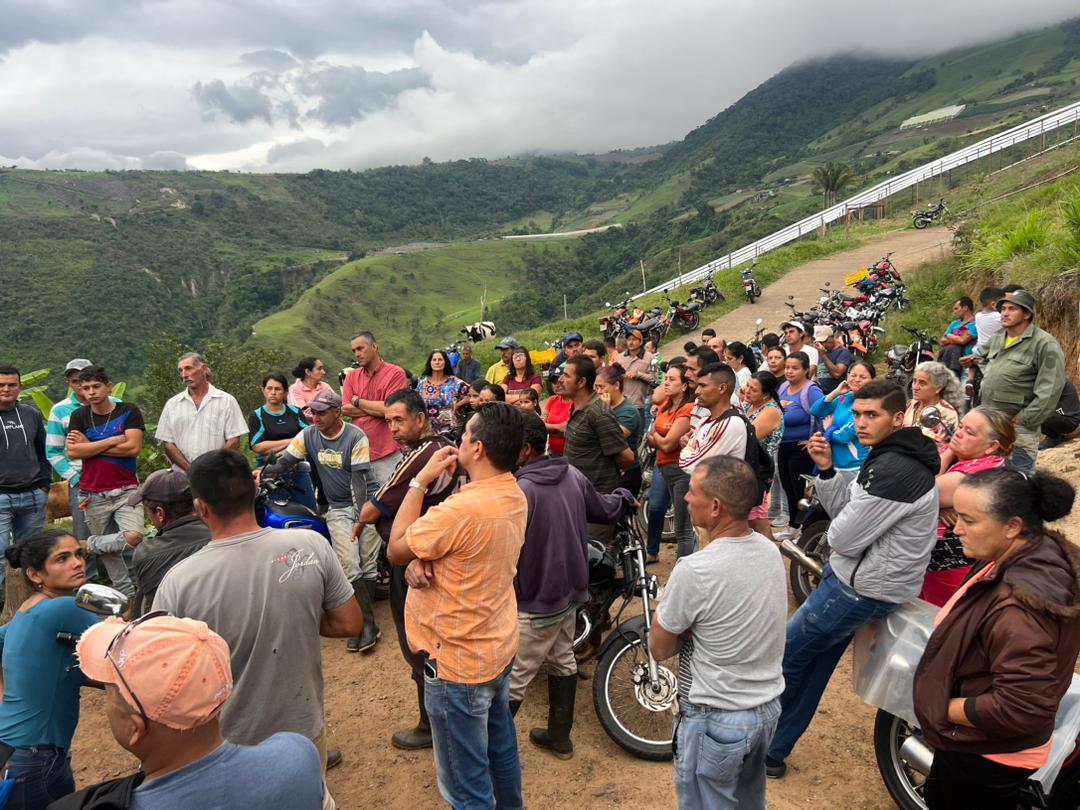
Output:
[633, 308, 672, 346]
[633, 444, 675, 543]
[885, 326, 937, 393]
[748, 318, 767, 365]
[912, 199, 947, 230]
[689, 272, 725, 307]
[575, 515, 678, 761]
[740, 261, 763, 304]
[784, 474, 829, 606]
[856, 601, 1080, 810]
[662, 290, 702, 331]
[600, 294, 634, 339]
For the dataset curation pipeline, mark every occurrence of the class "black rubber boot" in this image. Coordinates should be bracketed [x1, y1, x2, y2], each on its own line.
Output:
[355, 579, 380, 653]
[392, 681, 433, 749]
[529, 674, 576, 760]
[346, 579, 364, 652]
[509, 699, 522, 718]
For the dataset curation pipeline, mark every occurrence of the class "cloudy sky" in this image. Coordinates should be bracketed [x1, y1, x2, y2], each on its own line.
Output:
[1, 0, 1077, 173]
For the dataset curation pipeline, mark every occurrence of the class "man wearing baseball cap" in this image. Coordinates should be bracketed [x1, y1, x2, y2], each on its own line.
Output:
[977, 289, 1065, 472]
[52, 615, 323, 808]
[127, 470, 210, 615]
[812, 325, 851, 395]
[485, 338, 519, 384]
[258, 389, 380, 653]
[780, 320, 819, 371]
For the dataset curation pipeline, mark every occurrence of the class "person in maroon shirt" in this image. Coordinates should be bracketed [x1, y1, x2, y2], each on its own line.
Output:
[341, 331, 410, 635]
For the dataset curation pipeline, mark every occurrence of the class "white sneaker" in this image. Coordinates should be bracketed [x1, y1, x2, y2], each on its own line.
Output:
[770, 516, 788, 529]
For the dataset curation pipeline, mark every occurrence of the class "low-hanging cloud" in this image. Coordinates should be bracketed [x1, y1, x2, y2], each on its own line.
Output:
[1, 0, 1078, 172]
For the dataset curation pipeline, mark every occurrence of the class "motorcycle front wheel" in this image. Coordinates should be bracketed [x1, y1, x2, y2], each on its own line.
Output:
[788, 519, 830, 605]
[593, 634, 677, 761]
[874, 711, 929, 810]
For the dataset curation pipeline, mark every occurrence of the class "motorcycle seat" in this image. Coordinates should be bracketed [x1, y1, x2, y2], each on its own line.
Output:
[268, 501, 321, 519]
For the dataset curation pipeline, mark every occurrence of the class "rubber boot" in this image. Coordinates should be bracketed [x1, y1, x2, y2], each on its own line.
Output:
[529, 674, 576, 760]
[509, 699, 522, 718]
[392, 682, 433, 750]
[346, 580, 364, 652]
[355, 579, 380, 653]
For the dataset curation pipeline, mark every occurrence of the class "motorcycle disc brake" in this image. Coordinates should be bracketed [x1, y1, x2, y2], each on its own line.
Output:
[629, 661, 678, 713]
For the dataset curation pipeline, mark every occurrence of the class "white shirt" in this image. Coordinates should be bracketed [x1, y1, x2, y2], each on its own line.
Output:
[155, 384, 248, 470]
[785, 342, 819, 371]
[975, 310, 1003, 348]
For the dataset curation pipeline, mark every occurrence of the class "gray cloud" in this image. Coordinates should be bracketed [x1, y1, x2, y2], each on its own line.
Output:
[298, 65, 430, 125]
[239, 48, 298, 72]
[1, 1, 1079, 172]
[192, 79, 273, 124]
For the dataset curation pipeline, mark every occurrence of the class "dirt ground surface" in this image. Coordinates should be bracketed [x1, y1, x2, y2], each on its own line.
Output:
[658, 225, 952, 360]
[68, 226, 1080, 809]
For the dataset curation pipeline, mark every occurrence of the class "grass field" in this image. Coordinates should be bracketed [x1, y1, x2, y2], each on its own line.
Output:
[250, 238, 579, 371]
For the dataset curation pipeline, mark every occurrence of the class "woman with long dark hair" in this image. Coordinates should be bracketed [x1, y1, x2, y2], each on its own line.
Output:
[416, 349, 470, 435]
[287, 357, 333, 420]
[595, 363, 643, 496]
[644, 365, 696, 559]
[0, 530, 99, 810]
[501, 346, 543, 405]
[723, 341, 758, 402]
[249, 372, 316, 510]
[776, 351, 824, 538]
[743, 371, 784, 539]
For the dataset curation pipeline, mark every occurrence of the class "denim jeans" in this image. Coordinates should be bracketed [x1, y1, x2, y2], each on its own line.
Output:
[645, 466, 672, 556]
[767, 566, 897, 764]
[675, 699, 781, 810]
[3, 746, 76, 810]
[1008, 424, 1039, 475]
[659, 463, 696, 558]
[424, 661, 522, 810]
[81, 487, 142, 596]
[0, 489, 48, 583]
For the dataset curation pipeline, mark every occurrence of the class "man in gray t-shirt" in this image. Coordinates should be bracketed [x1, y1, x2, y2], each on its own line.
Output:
[650, 456, 786, 810]
[153, 449, 361, 806]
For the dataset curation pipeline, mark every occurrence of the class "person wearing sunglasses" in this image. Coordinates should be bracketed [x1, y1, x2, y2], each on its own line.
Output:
[0, 529, 97, 810]
[53, 614, 324, 809]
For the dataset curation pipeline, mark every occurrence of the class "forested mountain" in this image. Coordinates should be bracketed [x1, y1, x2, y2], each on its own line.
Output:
[4, 17, 1080, 389]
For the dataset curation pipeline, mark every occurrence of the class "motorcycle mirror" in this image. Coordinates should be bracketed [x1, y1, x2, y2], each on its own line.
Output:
[74, 583, 130, 617]
[604, 302, 611, 307]
[824, 281, 830, 287]
[755, 318, 763, 327]
[919, 407, 943, 430]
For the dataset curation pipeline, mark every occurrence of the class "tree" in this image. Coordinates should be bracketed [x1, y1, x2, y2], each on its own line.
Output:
[811, 162, 858, 208]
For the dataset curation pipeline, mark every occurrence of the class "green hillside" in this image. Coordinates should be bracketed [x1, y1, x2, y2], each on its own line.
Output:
[251, 239, 577, 370]
[4, 16, 1080, 394]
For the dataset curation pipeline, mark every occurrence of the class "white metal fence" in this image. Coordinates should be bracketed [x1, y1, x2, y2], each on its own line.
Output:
[641, 99, 1080, 297]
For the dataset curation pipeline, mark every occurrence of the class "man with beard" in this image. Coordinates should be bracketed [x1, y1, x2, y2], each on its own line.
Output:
[354, 389, 459, 750]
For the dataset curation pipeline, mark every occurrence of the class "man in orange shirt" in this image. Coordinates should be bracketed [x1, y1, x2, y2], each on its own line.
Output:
[388, 403, 527, 810]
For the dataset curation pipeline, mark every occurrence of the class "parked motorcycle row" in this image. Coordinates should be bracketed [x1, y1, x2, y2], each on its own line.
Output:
[598, 267, 735, 342]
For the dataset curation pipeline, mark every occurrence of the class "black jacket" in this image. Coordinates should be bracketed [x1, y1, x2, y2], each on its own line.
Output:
[131, 515, 211, 615]
[47, 773, 143, 809]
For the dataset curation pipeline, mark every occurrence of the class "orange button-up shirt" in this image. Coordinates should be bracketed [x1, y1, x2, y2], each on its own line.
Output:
[404, 472, 527, 684]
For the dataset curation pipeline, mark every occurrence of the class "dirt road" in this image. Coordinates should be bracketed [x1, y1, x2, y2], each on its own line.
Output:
[659, 226, 952, 357]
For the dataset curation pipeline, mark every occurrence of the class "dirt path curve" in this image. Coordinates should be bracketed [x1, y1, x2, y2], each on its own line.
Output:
[659, 226, 952, 357]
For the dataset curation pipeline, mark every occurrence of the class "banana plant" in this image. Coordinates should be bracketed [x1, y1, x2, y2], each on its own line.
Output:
[18, 369, 127, 419]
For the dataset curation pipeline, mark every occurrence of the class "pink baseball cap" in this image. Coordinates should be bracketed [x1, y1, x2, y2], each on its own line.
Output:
[77, 615, 233, 730]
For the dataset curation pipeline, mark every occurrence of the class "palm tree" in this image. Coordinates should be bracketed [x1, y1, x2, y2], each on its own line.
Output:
[811, 162, 858, 208]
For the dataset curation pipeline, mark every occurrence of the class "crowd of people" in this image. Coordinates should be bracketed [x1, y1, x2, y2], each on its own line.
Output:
[0, 279, 1075, 809]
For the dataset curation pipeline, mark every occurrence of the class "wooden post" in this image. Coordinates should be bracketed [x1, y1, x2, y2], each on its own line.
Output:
[1, 570, 34, 623]
[563, 294, 568, 321]
[640, 259, 647, 293]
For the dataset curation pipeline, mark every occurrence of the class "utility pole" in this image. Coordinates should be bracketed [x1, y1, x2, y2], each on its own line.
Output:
[563, 294, 568, 321]
[640, 259, 647, 293]
[677, 250, 682, 288]
[480, 285, 487, 320]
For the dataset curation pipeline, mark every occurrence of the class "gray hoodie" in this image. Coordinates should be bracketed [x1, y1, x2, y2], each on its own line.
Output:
[0, 403, 50, 493]
[816, 427, 939, 603]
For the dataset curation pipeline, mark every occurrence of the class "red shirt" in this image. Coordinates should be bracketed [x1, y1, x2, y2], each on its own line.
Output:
[342, 361, 409, 461]
[544, 395, 573, 455]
